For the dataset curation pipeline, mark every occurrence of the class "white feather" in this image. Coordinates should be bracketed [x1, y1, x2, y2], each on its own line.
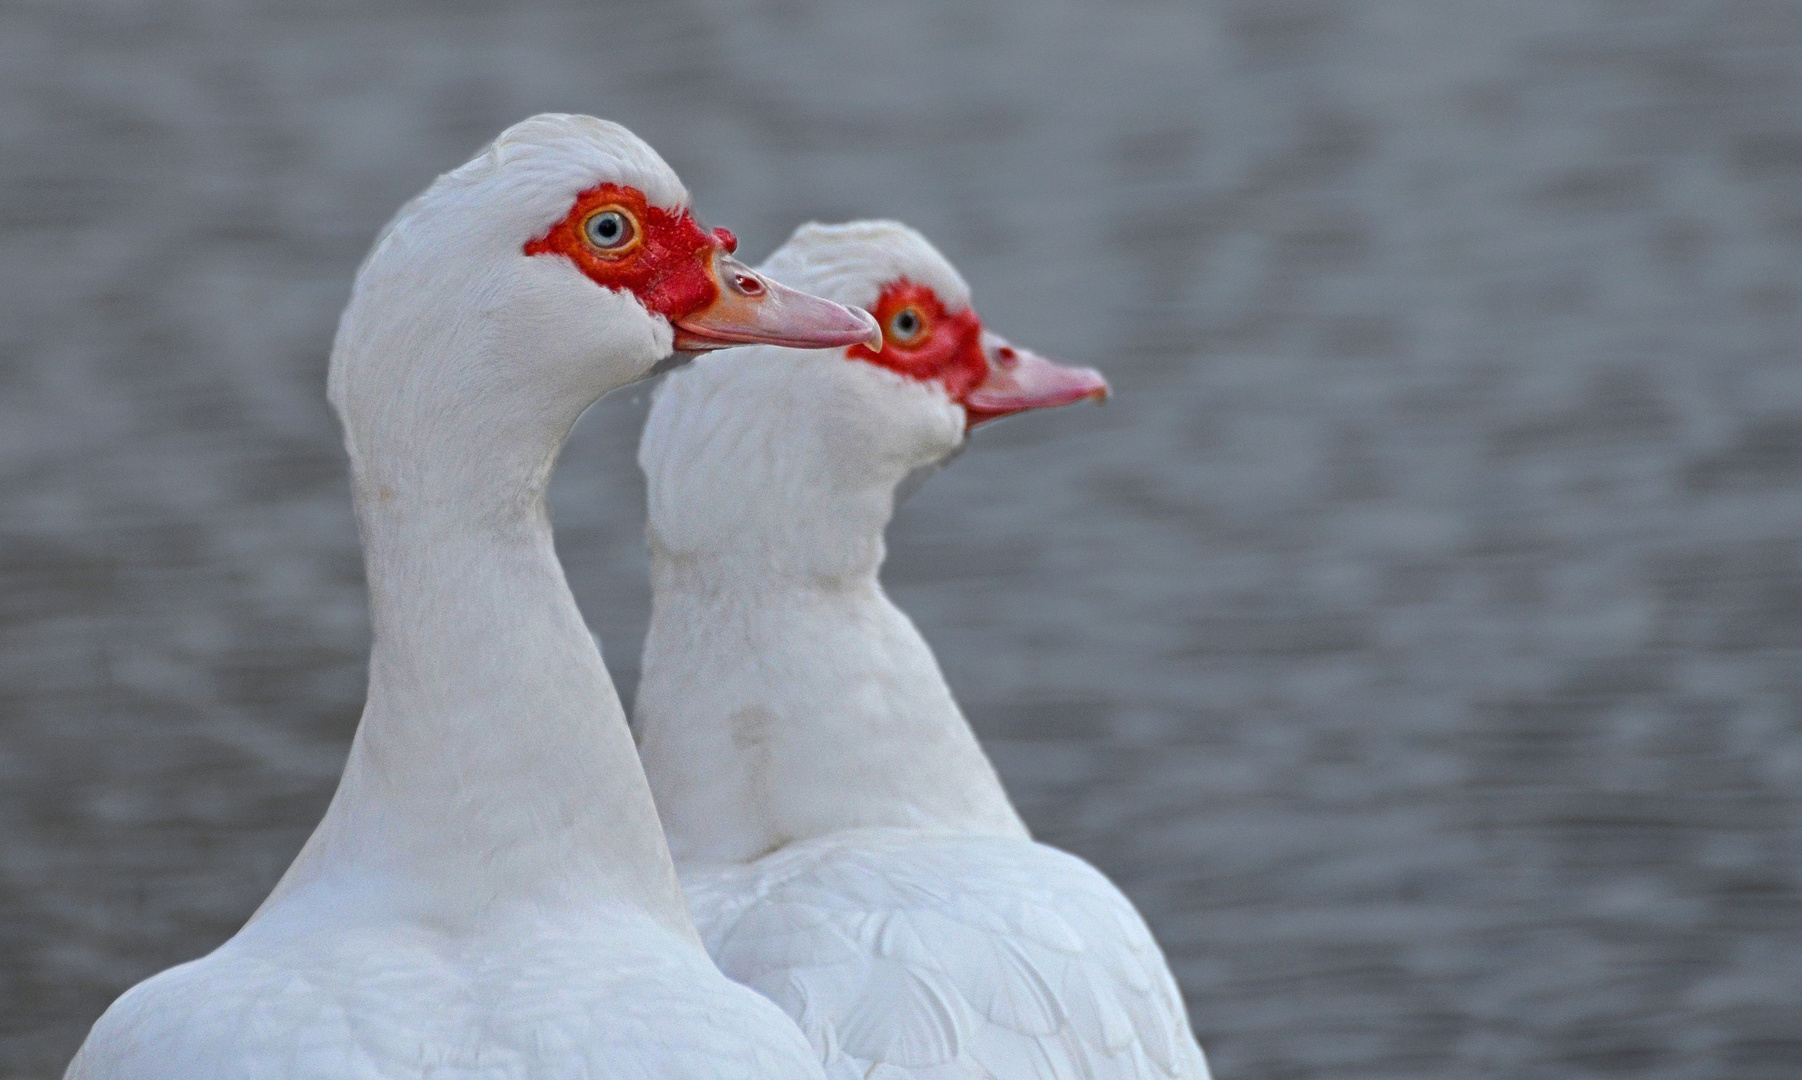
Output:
[684, 833, 1212, 1080]
[759, 220, 971, 315]
[635, 222, 1210, 1079]
[67, 116, 823, 1080]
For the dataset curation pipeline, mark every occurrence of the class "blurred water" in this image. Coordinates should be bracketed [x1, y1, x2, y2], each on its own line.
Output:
[3, 1, 1801, 1077]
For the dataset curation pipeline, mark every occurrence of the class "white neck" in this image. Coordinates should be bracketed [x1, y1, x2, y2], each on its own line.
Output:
[634, 353, 1027, 866]
[259, 331, 693, 939]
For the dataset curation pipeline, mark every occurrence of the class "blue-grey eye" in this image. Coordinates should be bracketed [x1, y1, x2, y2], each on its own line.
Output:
[888, 307, 924, 343]
[583, 208, 635, 252]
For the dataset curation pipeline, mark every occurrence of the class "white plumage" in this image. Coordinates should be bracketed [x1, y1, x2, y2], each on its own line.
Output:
[635, 221, 1211, 1079]
[66, 115, 875, 1080]
[68, 905, 822, 1079]
[688, 830, 1208, 1080]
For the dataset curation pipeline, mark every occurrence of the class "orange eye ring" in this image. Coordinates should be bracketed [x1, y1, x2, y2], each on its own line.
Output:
[887, 305, 927, 346]
[580, 205, 642, 258]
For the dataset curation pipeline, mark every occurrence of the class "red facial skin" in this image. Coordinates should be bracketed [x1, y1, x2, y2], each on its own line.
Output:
[523, 183, 737, 325]
[851, 278, 1109, 428]
[849, 280, 990, 406]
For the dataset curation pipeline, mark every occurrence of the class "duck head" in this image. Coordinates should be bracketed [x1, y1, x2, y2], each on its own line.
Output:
[641, 219, 1106, 576]
[328, 115, 878, 508]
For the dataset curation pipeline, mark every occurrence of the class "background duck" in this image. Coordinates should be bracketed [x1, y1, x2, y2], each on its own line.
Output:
[634, 220, 1208, 1079]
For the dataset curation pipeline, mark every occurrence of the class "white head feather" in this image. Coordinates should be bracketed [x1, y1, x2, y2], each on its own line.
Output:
[330, 114, 692, 510]
[757, 219, 971, 313]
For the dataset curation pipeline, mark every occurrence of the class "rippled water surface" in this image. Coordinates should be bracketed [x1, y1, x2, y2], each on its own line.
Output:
[3, 2, 1801, 1077]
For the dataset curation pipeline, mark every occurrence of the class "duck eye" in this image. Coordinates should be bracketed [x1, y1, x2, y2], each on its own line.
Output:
[888, 307, 925, 344]
[582, 208, 636, 253]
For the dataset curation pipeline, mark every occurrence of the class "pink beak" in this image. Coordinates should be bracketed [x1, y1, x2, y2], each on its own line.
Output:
[673, 253, 882, 352]
[962, 331, 1109, 427]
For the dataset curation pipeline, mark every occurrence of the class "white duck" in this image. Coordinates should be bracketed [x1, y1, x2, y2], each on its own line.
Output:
[635, 220, 1212, 1080]
[65, 115, 881, 1080]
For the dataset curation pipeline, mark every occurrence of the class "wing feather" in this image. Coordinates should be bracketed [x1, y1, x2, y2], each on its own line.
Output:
[685, 830, 1212, 1080]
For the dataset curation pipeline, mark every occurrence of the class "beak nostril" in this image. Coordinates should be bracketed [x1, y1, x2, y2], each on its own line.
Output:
[732, 272, 765, 296]
[996, 346, 1018, 366]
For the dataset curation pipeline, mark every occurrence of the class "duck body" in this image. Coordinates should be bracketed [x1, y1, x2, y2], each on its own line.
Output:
[635, 221, 1209, 1080]
[68, 898, 810, 1079]
[642, 567, 1206, 1080]
[687, 830, 1203, 1080]
[67, 115, 879, 1080]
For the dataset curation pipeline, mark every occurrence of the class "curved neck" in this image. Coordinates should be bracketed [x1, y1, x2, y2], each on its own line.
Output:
[649, 440, 904, 587]
[636, 509, 1027, 868]
[640, 349, 966, 585]
[637, 355, 1019, 865]
[261, 400, 693, 939]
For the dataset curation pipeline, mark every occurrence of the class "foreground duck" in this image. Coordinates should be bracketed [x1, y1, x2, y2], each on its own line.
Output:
[635, 220, 1212, 1079]
[66, 115, 880, 1080]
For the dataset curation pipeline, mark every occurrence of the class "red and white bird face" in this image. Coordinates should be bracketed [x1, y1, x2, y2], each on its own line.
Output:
[526, 183, 880, 353]
[846, 278, 1109, 429]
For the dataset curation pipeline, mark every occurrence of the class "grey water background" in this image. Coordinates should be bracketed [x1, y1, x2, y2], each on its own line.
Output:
[3, 0, 1800, 1076]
